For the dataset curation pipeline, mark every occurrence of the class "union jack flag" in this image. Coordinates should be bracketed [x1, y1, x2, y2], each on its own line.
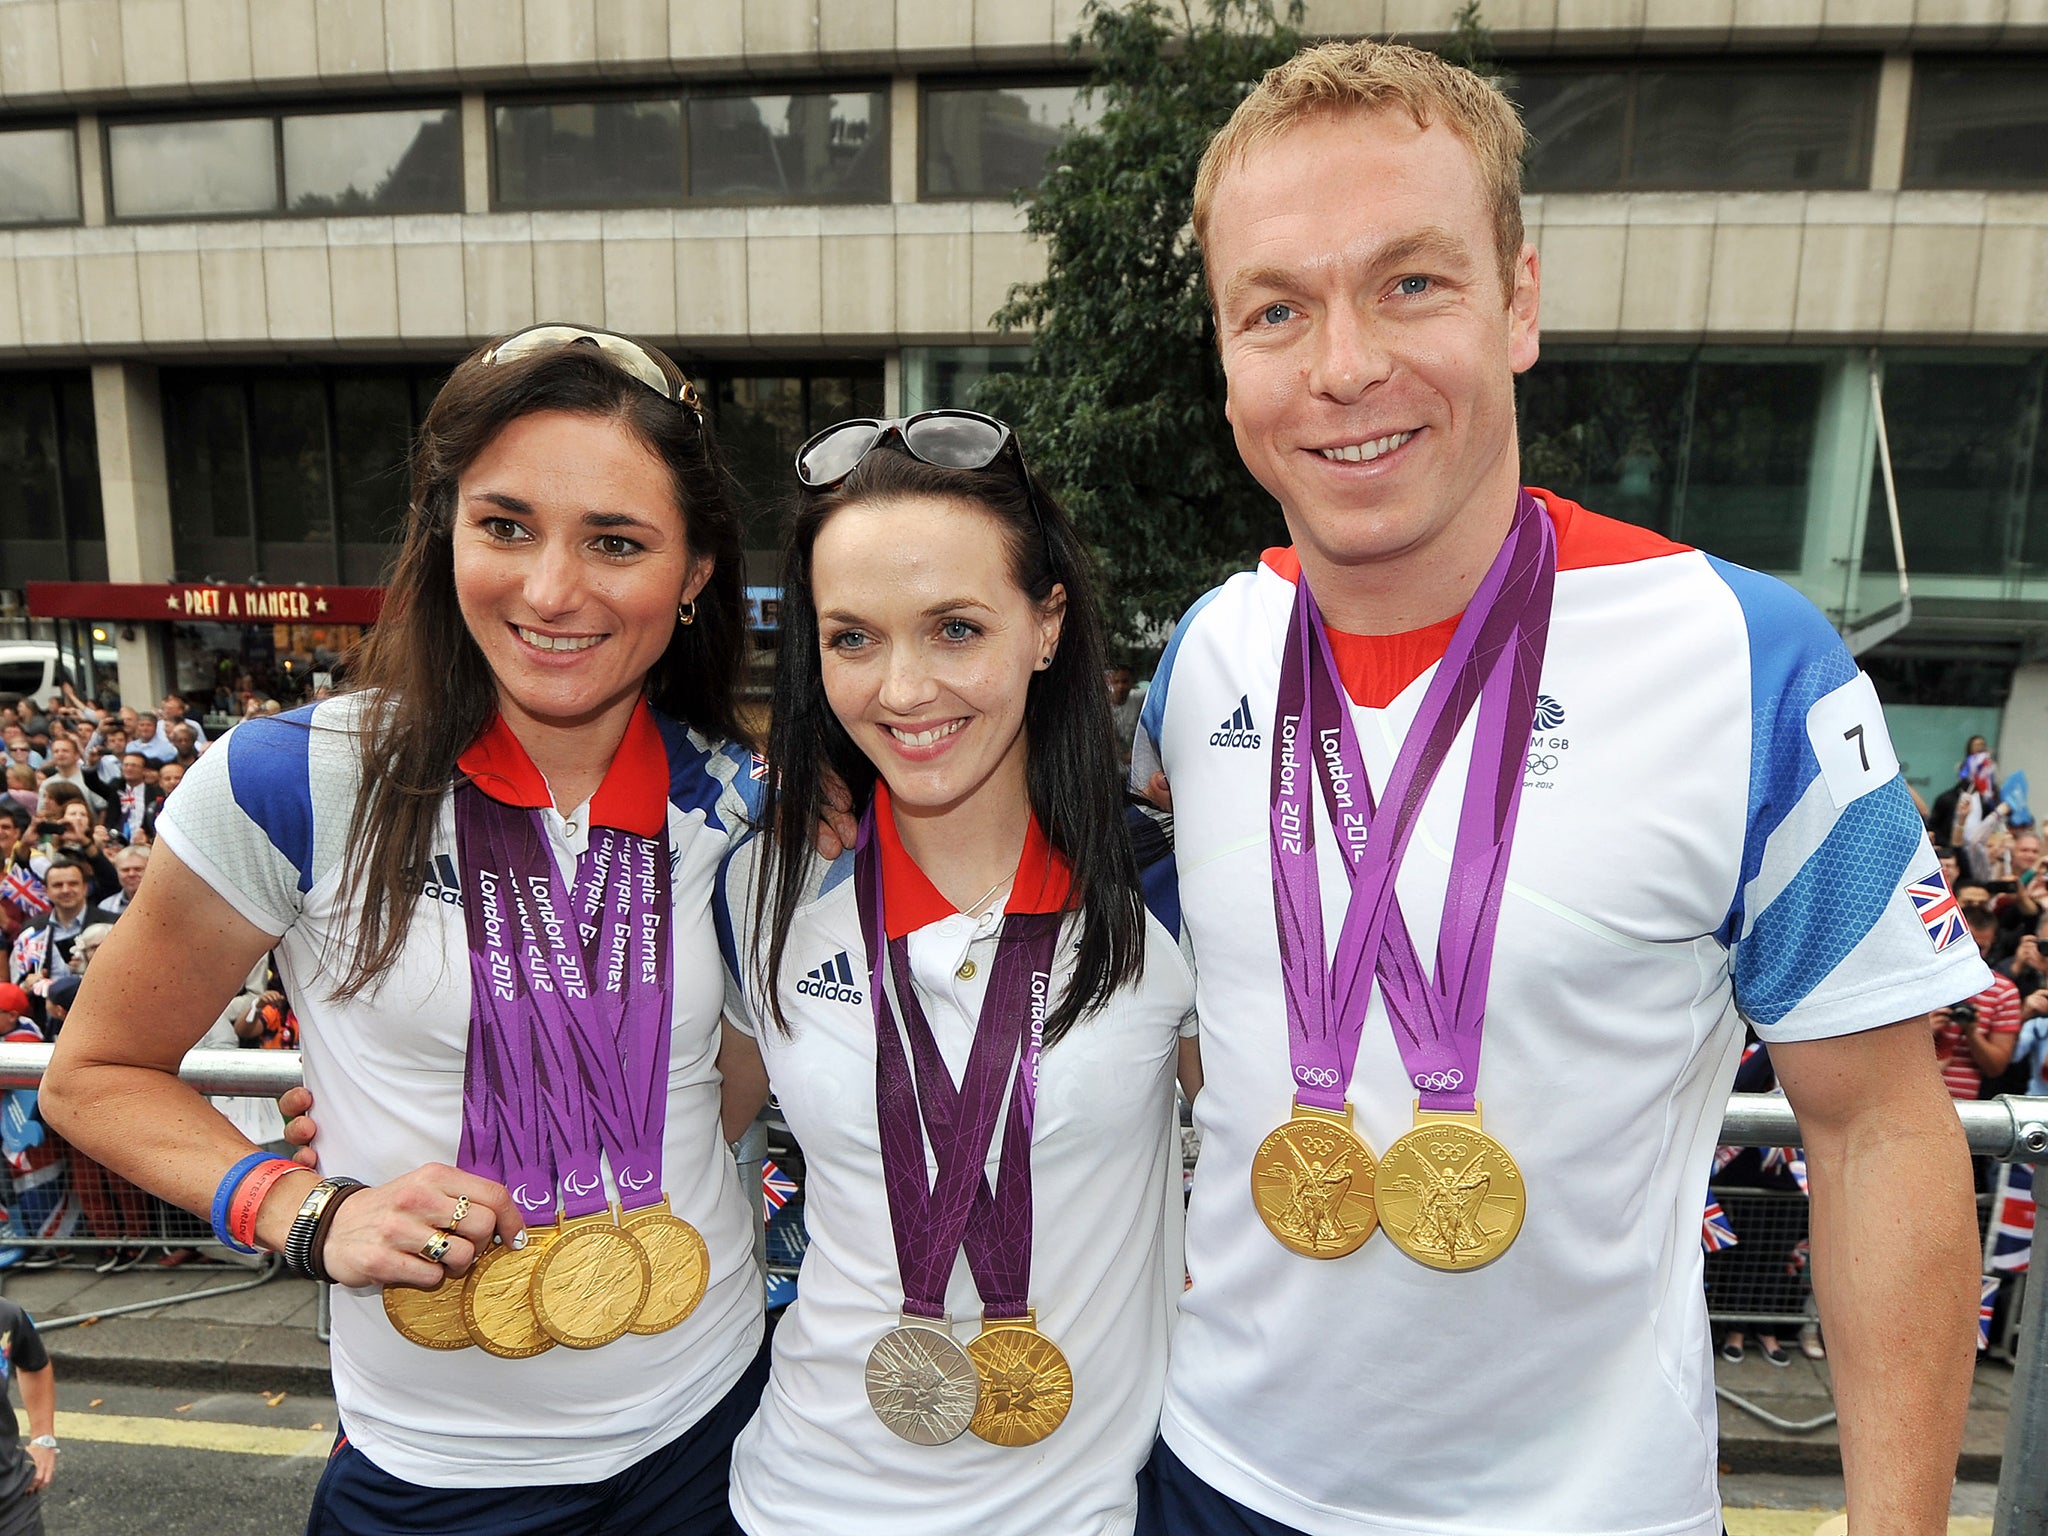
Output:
[1907, 871, 1968, 952]
[762, 1159, 798, 1220]
[1711, 1145, 1740, 1174]
[0, 868, 47, 917]
[1701, 1199, 1739, 1252]
[1761, 1145, 1810, 1195]
[749, 754, 770, 782]
[1988, 1161, 2035, 1274]
[8, 928, 44, 980]
[1980, 1274, 2001, 1351]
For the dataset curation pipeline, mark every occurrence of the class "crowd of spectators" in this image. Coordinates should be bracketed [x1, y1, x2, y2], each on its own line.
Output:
[0, 684, 297, 1271]
[1919, 738, 2048, 1111]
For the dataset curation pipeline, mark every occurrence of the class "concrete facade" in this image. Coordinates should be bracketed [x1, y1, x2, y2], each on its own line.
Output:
[0, 191, 2042, 357]
[0, 0, 2042, 718]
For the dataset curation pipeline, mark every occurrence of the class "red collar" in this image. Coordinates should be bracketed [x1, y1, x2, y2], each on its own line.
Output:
[1257, 487, 1687, 707]
[455, 700, 669, 838]
[872, 781, 1074, 940]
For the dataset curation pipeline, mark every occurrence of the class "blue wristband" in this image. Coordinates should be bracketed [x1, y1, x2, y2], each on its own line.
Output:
[210, 1151, 280, 1254]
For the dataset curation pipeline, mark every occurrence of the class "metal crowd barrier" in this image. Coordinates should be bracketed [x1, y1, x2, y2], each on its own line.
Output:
[0, 1046, 2040, 1532]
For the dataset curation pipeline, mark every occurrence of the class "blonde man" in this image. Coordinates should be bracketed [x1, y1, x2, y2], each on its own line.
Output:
[1133, 41, 1983, 1536]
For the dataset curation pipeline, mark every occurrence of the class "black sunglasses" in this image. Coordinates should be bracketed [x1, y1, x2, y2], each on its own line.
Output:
[794, 409, 1036, 492]
[794, 411, 1051, 555]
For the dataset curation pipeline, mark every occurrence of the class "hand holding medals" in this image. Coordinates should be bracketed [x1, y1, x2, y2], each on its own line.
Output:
[854, 812, 1075, 1449]
[381, 786, 708, 1356]
[1256, 490, 1554, 1272]
[316, 1164, 522, 1292]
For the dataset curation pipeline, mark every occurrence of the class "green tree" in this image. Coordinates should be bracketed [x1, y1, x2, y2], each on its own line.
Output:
[978, 0, 1305, 657]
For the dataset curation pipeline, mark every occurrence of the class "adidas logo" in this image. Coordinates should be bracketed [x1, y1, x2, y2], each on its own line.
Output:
[1210, 695, 1262, 750]
[796, 950, 864, 1004]
[417, 853, 463, 907]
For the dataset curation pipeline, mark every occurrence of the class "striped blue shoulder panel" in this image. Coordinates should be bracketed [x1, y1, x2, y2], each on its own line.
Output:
[224, 706, 321, 895]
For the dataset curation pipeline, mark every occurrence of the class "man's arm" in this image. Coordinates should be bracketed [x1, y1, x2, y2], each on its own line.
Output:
[18, 1362, 54, 1492]
[1772, 1020, 1978, 1536]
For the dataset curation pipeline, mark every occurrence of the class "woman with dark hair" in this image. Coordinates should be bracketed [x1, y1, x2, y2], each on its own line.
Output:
[714, 413, 1200, 1535]
[42, 327, 771, 1534]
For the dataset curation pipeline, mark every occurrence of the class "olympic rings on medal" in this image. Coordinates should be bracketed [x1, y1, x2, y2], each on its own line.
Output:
[443, 1195, 470, 1231]
[420, 1231, 453, 1265]
[1294, 1066, 1342, 1089]
[1412, 1069, 1466, 1092]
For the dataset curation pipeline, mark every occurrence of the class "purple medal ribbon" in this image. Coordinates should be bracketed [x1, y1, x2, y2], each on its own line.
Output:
[457, 798, 556, 1222]
[455, 783, 675, 1225]
[577, 827, 674, 1212]
[854, 810, 1060, 1322]
[1269, 490, 1556, 1116]
[883, 919, 1057, 1320]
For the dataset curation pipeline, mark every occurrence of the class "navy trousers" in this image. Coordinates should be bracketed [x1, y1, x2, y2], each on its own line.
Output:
[305, 1345, 770, 1536]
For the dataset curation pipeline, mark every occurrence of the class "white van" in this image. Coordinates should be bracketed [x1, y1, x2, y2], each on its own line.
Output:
[0, 640, 119, 703]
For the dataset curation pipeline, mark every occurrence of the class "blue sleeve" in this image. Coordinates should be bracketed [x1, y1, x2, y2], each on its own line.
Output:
[1136, 587, 1222, 781]
[1709, 558, 1980, 1033]
[223, 711, 320, 896]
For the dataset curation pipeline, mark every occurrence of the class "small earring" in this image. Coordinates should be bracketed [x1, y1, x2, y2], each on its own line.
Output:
[1039, 655, 1052, 668]
[677, 599, 696, 626]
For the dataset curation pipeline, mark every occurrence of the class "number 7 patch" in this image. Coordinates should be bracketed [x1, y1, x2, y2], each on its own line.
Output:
[1804, 672, 1900, 809]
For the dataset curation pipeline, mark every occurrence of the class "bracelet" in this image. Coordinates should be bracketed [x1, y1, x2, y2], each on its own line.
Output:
[283, 1177, 363, 1278]
[306, 1182, 369, 1285]
[225, 1158, 302, 1253]
[210, 1152, 289, 1254]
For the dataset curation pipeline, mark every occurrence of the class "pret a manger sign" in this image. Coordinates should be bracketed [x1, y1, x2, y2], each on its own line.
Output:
[25, 581, 385, 627]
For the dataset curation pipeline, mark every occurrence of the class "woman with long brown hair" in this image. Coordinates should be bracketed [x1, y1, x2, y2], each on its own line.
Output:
[43, 328, 770, 1535]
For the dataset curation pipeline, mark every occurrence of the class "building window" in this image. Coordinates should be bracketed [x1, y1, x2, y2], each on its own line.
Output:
[282, 106, 463, 214]
[493, 99, 684, 208]
[1517, 349, 1826, 573]
[900, 346, 1032, 414]
[164, 366, 446, 585]
[1862, 354, 2048, 579]
[0, 125, 81, 227]
[0, 373, 103, 589]
[109, 117, 277, 219]
[1510, 61, 1876, 191]
[493, 85, 887, 210]
[107, 106, 461, 221]
[701, 364, 886, 555]
[1907, 56, 2048, 188]
[688, 90, 886, 204]
[922, 81, 1100, 198]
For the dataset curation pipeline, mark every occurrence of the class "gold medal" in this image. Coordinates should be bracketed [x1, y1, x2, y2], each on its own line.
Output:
[462, 1225, 559, 1358]
[622, 1196, 708, 1336]
[531, 1209, 651, 1350]
[865, 1316, 981, 1445]
[965, 1310, 1073, 1447]
[382, 1273, 474, 1351]
[1375, 1104, 1525, 1271]
[1250, 1102, 1379, 1258]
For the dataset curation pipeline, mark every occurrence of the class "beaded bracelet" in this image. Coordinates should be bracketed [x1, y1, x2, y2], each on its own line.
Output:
[306, 1181, 369, 1284]
[210, 1152, 291, 1254]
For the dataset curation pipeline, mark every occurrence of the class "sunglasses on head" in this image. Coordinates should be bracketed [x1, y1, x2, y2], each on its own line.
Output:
[794, 411, 1052, 557]
[793, 409, 1035, 492]
[481, 325, 704, 421]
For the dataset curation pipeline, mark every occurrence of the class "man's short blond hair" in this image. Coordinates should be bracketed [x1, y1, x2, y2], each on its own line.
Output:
[1194, 40, 1527, 298]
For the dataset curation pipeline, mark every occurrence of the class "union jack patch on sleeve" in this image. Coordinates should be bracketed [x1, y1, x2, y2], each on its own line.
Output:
[1907, 871, 1968, 952]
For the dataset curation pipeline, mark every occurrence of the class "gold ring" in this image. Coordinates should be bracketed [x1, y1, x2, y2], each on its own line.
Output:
[444, 1195, 470, 1230]
[419, 1231, 452, 1264]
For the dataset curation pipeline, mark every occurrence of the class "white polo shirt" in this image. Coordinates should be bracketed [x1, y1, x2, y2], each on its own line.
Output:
[1139, 491, 1990, 1536]
[158, 693, 766, 1488]
[715, 799, 1196, 1536]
